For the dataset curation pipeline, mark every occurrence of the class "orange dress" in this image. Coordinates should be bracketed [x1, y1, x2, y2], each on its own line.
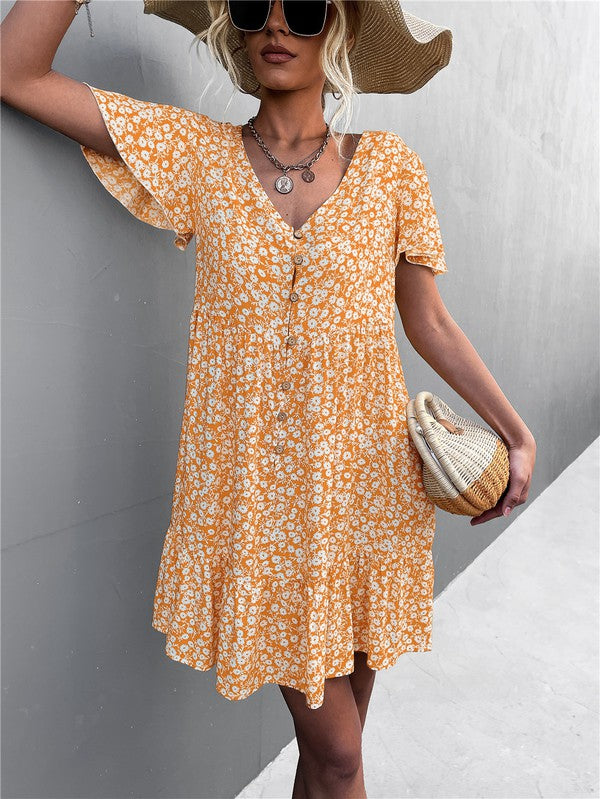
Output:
[80, 83, 448, 710]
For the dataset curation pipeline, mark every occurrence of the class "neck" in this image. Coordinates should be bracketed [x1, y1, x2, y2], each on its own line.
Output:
[250, 85, 327, 148]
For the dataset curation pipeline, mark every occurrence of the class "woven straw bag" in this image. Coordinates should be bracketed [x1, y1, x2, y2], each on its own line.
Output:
[406, 391, 510, 516]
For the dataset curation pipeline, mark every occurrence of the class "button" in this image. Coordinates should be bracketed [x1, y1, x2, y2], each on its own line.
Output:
[277, 410, 288, 421]
[285, 334, 297, 346]
[289, 291, 299, 302]
[293, 229, 303, 239]
[293, 254, 304, 265]
[274, 442, 285, 453]
[280, 381, 291, 390]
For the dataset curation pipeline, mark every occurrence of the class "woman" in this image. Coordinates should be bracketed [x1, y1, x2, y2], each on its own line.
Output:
[1, 1, 536, 796]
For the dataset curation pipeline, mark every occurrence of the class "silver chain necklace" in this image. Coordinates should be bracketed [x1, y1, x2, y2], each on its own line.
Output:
[246, 116, 331, 195]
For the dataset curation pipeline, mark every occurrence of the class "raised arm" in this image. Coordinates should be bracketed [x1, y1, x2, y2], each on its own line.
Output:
[0, 0, 119, 158]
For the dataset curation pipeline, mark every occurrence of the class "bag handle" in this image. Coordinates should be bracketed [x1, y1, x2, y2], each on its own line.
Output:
[412, 391, 469, 492]
[414, 391, 464, 435]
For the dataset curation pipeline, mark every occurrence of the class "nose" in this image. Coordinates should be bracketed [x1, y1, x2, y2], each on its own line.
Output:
[265, 0, 289, 35]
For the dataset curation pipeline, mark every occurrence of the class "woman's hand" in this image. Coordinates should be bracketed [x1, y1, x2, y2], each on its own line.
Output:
[470, 434, 537, 526]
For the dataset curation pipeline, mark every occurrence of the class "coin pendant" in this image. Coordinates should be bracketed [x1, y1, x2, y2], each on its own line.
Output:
[302, 168, 315, 183]
[275, 174, 294, 194]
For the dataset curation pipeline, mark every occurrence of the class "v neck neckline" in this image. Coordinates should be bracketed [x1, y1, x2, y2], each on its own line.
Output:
[233, 123, 371, 234]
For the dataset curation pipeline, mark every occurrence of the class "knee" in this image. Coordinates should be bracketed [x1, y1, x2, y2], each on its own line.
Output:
[310, 742, 362, 784]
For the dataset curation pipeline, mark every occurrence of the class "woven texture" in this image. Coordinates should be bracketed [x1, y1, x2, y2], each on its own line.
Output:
[142, 0, 452, 96]
[406, 392, 510, 516]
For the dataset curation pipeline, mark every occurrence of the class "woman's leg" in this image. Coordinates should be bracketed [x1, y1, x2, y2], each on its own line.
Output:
[348, 650, 377, 731]
[279, 650, 377, 799]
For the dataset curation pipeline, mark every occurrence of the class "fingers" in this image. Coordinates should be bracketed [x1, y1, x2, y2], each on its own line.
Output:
[470, 470, 531, 526]
[501, 465, 532, 516]
[469, 439, 536, 526]
[470, 505, 503, 525]
[519, 472, 532, 504]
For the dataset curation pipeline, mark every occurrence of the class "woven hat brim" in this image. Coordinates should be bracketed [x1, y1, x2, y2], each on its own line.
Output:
[143, 0, 452, 98]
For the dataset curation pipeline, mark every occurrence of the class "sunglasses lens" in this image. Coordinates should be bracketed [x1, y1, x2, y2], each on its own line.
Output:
[228, 0, 271, 31]
[283, 0, 328, 36]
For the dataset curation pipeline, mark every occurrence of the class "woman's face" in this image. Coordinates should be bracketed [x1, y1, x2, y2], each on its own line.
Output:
[240, 0, 336, 94]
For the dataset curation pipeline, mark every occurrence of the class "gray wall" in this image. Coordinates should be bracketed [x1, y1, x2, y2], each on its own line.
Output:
[2, 1, 598, 797]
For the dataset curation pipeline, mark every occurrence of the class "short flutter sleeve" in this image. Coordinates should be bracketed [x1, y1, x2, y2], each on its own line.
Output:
[80, 83, 206, 251]
[394, 140, 448, 276]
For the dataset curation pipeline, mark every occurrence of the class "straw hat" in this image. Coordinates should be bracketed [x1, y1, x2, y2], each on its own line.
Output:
[142, 0, 453, 96]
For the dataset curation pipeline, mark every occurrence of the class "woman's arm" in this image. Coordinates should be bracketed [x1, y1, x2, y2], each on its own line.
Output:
[0, 0, 119, 158]
[395, 254, 537, 525]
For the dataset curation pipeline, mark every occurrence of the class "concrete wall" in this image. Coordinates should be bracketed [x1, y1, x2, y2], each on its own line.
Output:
[2, 1, 597, 797]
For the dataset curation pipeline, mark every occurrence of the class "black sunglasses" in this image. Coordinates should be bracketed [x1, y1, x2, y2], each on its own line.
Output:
[227, 0, 332, 38]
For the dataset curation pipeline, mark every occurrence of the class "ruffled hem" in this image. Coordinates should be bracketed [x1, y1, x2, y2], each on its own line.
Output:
[151, 624, 432, 709]
[151, 528, 434, 710]
[80, 83, 195, 251]
[403, 249, 448, 276]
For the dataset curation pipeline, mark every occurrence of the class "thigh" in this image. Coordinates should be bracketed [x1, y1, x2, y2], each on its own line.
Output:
[349, 650, 376, 728]
[278, 675, 363, 761]
[349, 650, 376, 696]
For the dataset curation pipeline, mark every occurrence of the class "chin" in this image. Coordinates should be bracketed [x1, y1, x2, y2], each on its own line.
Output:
[253, 74, 300, 93]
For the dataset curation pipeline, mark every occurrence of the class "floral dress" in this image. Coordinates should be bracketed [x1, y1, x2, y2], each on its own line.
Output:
[80, 83, 448, 710]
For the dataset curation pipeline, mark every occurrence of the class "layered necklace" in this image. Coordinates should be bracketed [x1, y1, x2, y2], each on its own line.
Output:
[247, 116, 331, 195]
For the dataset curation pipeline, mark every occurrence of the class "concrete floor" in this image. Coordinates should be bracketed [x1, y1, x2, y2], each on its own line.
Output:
[236, 438, 599, 799]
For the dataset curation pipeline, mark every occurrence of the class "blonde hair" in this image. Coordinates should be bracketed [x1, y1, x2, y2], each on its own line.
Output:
[189, 0, 365, 159]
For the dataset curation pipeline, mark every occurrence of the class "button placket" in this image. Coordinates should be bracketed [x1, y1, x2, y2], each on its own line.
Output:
[273, 228, 305, 455]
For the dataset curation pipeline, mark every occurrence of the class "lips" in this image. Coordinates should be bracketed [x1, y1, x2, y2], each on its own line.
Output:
[262, 52, 295, 63]
[261, 43, 295, 57]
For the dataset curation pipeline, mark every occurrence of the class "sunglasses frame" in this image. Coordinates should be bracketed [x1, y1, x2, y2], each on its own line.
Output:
[227, 0, 333, 38]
